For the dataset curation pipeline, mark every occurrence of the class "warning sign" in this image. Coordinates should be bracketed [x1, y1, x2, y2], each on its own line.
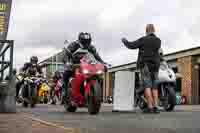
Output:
[0, 0, 12, 40]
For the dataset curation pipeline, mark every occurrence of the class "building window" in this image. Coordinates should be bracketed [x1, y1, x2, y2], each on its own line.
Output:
[57, 64, 64, 72]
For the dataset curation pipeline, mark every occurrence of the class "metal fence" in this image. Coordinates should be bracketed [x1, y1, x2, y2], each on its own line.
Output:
[0, 40, 14, 81]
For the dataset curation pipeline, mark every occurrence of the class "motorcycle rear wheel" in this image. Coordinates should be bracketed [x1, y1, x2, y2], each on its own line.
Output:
[22, 85, 29, 108]
[23, 101, 28, 107]
[138, 99, 148, 111]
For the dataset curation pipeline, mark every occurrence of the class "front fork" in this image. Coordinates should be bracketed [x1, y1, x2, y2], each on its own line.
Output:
[84, 79, 97, 98]
[160, 84, 165, 97]
[160, 84, 169, 106]
[84, 80, 92, 97]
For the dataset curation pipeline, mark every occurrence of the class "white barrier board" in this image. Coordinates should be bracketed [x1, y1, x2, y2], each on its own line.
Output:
[113, 71, 135, 111]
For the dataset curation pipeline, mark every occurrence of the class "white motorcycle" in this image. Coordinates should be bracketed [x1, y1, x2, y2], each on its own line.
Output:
[135, 60, 176, 111]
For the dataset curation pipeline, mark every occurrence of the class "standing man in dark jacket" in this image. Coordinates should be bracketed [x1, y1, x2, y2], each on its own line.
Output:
[62, 32, 107, 98]
[122, 24, 161, 113]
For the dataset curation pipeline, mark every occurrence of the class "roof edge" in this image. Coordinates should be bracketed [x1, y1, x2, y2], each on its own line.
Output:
[110, 46, 200, 69]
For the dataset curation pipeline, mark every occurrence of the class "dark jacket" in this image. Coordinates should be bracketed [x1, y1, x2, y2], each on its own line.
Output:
[123, 33, 161, 70]
[62, 40, 104, 64]
[21, 62, 42, 76]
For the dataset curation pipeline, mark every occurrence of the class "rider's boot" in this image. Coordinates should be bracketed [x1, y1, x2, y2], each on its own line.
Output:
[61, 81, 68, 104]
[62, 70, 73, 104]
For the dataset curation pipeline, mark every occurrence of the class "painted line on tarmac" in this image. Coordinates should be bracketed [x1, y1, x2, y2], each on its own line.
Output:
[24, 115, 80, 133]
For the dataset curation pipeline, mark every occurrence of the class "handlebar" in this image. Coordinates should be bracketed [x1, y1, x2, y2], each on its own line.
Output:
[72, 64, 80, 68]
[24, 77, 47, 82]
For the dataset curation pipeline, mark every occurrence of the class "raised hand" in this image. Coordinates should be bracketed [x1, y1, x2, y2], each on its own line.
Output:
[121, 37, 128, 44]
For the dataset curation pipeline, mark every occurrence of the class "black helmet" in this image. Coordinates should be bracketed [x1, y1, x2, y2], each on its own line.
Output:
[55, 71, 61, 79]
[78, 32, 92, 48]
[30, 56, 38, 65]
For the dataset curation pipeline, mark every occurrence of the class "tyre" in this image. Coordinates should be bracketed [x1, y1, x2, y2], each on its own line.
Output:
[22, 85, 29, 108]
[44, 97, 48, 104]
[64, 98, 77, 112]
[51, 98, 57, 105]
[31, 96, 37, 108]
[23, 101, 28, 107]
[30, 86, 38, 108]
[138, 97, 148, 111]
[65, 104, 77, 112]
[88, 81, 102, 115]
[163, 86, 176, 111]
[88, 96, 101, 115]
[17, 87, 23, 103]
[50, 90, 57, 105]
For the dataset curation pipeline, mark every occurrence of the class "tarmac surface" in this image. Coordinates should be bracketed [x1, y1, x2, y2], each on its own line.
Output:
[11, 104, 200, 133]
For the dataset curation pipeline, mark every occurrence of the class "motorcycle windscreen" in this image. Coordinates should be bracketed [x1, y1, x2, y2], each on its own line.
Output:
[113, 71, 135, 111]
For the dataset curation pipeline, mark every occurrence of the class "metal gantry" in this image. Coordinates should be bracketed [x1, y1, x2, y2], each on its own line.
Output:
[0, 40, 14, 81]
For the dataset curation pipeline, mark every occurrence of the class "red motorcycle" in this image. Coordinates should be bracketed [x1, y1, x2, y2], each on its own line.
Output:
[63, 49, 105, 114]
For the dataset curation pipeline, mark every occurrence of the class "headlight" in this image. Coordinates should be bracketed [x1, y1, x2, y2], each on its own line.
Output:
[17, 76, 23, 80]
[96, 70, 103, 74]
[82, 69, 90, 74]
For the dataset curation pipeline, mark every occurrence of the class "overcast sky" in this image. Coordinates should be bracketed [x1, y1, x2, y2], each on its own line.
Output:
[7, 0, 200, 69]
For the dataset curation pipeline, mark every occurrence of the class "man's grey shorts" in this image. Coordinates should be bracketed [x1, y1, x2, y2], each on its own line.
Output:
[140, 64, 159, 89]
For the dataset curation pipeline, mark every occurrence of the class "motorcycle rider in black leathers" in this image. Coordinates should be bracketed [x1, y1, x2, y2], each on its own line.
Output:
[16, 56, 43, 100]
[62, 32, 107, 98]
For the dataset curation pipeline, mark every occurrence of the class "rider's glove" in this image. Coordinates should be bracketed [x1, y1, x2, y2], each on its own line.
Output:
[64, 62, 73, 71]
[37, 74, 43, 78]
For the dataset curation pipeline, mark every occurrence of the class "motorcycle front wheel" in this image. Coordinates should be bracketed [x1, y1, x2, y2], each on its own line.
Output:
[30, 86, 38, 108]
[88, 81, 102, 115]
[43, 96, 48, 104]
[163, 86, 176, 111]
[22, 85, 29, 107]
